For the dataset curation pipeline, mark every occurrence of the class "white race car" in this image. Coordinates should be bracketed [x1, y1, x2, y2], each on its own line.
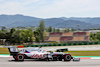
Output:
[8, 47, 80, 61]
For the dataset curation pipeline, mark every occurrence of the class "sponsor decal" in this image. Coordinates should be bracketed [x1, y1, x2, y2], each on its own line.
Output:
[43, 54, 47, 59]
[31, 54, 47, 59]
[13, 48, 16, 52]
[31, 54, 42, 58]
[10, 48, 18, 52]
[53, 54, 57, 56]
[25, 50, 30, 53]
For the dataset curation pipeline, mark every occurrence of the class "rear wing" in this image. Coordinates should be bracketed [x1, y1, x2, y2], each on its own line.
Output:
[7, 46, 18, 56]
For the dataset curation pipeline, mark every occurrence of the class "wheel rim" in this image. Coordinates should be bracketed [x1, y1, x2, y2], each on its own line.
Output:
[19, 55, 23, 59]
[65, 55, 71, 60]
[17, 54, 24, 61]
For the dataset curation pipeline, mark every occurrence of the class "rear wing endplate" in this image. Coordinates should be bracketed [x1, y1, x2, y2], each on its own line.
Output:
[7, 46, 18, 56]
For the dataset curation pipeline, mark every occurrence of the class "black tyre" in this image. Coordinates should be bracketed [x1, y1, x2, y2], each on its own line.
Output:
[16, 54, 24, 61]
[53, 57, 57, 61]
[46, 58, 50, 61]
[58, 57, 62, 61]
[64, 55, 71, 61]
[13, 56, 17, 60]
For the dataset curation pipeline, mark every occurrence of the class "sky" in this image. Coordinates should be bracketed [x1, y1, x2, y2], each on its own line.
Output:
[0, 0, 100, 18]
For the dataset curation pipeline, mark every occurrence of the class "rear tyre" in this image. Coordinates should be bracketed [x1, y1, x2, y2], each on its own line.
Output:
[64, 55, 71, 61]
[13, 56, 17, 61]
[16, 54, 24, 61]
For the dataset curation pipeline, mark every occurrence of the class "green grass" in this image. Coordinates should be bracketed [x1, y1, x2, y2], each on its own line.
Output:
[64, 51, 100, 56]
[0, 45, 4, 46]
[0, 47, 100, 56]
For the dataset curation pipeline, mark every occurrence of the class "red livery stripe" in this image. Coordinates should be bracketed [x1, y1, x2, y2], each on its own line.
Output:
[80, 57, 91, 59]
[54, 54, 57, 56]
[17, 45, 24, 48]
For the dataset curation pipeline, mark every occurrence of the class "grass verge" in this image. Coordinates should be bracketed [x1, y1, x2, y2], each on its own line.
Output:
[0, 48, 10, 54]
[64, 51, 100, 56]
[0, 47, 100, 56]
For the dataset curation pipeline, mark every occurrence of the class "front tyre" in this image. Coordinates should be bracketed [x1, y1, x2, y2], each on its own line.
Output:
[58, 57, 62, 61]
[64, 55, 71, 61]
[16, 54, 24, 61]
[52, 57, 57, 61]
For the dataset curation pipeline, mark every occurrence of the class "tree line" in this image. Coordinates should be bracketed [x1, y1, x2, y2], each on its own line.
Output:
[0, 28, 33, 43]
[90, 32, 100, 41]
[0, 20, 75, 44]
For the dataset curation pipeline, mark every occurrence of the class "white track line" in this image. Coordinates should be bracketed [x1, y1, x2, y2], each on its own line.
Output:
[0, 55, 12, 57]
[91, 57, 100, 59]
[0, 55, 100, 60]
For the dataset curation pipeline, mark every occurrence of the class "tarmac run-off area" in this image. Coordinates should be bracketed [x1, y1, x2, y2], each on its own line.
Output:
[0, 57, 100, 67]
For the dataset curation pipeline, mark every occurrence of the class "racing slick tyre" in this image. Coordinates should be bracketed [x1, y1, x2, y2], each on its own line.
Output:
[52, 57, 57, 61]
[16, 54, 25, 61]
[58, 57, 62, 61]
[64, 55, 71, 61]
[13, 56, 17, 61]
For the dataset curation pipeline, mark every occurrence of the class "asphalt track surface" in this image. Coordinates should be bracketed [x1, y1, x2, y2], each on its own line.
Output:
[0, 57, 100, 67]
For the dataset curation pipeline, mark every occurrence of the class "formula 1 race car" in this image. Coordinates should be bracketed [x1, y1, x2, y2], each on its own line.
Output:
[8, 47, 80, 61]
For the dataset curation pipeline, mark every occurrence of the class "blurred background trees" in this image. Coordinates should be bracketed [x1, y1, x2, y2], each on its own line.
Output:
[34, 20, 45, 42]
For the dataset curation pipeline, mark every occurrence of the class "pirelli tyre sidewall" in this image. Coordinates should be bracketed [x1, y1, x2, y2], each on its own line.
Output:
[16, 54, 24, 61]
[64, 54, 71, 61]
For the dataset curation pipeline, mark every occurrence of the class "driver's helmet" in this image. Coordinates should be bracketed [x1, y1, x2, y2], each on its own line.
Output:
[47, 50, 53, 53]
